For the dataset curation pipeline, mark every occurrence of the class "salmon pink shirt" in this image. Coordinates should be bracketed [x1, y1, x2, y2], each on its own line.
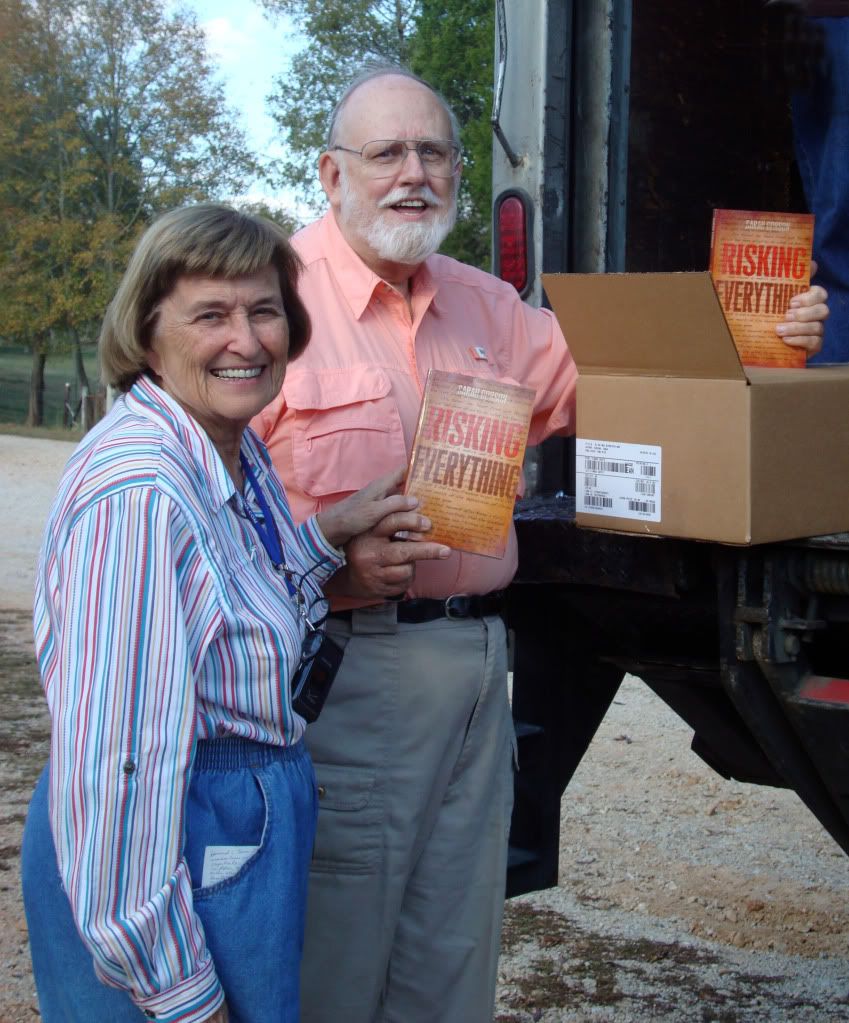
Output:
[253, 211, 578, 602]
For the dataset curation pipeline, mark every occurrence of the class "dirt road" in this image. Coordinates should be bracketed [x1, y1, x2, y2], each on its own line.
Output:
[1, 434, 847, 1021]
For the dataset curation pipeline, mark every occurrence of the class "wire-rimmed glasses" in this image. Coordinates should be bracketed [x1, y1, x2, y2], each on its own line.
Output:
[331, 138, 462, 178]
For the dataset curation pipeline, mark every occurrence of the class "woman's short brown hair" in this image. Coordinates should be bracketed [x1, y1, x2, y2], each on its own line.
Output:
[100, 203, 311, 392]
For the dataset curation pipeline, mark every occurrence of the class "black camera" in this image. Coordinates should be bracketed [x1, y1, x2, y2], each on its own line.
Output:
[291, 630, 344, 723]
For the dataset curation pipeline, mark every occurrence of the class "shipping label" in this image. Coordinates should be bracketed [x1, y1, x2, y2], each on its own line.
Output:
[576, 439, 661, 522]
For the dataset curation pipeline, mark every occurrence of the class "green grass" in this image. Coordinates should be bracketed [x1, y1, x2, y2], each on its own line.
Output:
[0, 346, 100, 428]
[0, 422, 80, 442]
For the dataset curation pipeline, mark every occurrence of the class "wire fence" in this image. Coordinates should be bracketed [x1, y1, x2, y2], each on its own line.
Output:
[0, 348, 103, 430]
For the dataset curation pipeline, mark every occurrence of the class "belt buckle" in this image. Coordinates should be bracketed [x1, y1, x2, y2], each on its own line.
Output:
[444, 594, 471, 620]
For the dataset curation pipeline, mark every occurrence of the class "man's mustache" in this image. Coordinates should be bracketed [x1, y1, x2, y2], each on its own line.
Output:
[377, 187, 445, 210]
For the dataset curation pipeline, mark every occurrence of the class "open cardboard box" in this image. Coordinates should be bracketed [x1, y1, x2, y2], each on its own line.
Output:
[542, 272, 849, 544]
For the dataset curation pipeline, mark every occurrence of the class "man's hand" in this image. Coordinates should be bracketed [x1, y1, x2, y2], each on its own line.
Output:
[203, 1003, 229, 1023]
[324, 508, 452, 601]
[776, 271, 828, 356]
[316, 466, 438, 550]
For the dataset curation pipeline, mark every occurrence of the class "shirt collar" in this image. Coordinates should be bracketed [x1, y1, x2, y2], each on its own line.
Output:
[126, 374, 262, 509]
[318, 210, 441, 321]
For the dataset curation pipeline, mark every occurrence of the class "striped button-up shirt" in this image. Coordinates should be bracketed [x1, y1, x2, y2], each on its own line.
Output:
[33, 374, 343, 1022]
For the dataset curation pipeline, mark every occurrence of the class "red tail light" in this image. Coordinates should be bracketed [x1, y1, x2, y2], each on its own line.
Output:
[495, 190, 532, 296]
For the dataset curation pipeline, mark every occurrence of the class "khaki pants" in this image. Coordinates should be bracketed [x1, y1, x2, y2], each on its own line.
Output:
[301, 604, 514, 1023]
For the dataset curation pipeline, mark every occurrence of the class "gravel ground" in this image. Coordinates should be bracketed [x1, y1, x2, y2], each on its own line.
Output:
[1, 434, 848, 1021]
[496, 679, 849, 1021]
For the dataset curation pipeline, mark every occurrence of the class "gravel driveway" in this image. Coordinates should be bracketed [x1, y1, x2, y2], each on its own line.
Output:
[2, 434, 847, 1021]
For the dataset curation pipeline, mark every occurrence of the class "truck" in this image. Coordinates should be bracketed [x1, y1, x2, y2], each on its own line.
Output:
[492, 0, 849, 899]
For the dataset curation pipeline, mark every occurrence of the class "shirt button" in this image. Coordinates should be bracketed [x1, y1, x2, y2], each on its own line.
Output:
[122, 759, 136, 775]
[143, 1010, 155, 1018]
[317, 785, 326, 799]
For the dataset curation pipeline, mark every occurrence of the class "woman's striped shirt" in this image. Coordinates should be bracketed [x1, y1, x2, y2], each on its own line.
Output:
[33, 375, 343, 1022]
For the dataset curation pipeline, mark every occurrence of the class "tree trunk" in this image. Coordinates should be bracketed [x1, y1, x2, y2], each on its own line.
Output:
[72, 330, 90, 392]
[27, 345, 47, 427]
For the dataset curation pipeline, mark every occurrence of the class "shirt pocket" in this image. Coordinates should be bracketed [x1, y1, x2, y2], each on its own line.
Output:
[285, 366, 407, 500]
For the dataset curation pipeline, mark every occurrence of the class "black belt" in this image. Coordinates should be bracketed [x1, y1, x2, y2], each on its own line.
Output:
[329, 592, 506, 624]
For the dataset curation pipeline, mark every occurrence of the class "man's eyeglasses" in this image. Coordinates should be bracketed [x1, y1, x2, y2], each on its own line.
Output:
[330, 139, 462, 178]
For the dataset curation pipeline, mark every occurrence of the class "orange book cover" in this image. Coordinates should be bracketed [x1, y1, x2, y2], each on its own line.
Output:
[404, 369, 535, 558]
[709, 208, 815, 368]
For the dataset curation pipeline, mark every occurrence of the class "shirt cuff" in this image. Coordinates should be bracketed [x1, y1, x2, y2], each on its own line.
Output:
[300, 515, 346, 583]
[134, 955, 224, 1023]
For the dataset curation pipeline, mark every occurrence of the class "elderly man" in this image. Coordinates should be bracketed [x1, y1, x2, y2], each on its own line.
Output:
[253, 66, 827, 1023]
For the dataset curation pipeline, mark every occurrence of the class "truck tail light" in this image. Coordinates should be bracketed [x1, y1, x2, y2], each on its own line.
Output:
[494, 190, 533, 297]
[799, 675, 849, 705]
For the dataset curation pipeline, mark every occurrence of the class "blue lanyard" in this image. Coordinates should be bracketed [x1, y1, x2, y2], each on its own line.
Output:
[239, 453, 298, 600]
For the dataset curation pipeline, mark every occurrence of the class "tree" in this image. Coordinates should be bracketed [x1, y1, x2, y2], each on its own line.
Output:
[0, 0, 86, 423]
[237, 200, 302, 237]
[262, 0, 421, 208]
[0, 0, 260, 424]
[409, 0, 493, 268]
[71, 0, 259, 222]
[262, 0, 493, 268]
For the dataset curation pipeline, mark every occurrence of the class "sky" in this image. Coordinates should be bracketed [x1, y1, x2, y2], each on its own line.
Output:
[183, 0, 306, 210]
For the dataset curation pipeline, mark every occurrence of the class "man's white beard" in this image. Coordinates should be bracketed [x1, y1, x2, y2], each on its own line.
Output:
[339, 169, 457, 266]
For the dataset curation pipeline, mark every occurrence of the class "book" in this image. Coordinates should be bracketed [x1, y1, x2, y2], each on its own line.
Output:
[709, 208, 815, 368]
[404, 369, 535, 558]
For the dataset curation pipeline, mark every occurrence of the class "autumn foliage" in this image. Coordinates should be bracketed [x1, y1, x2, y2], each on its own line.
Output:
[0, 0, 258, 423]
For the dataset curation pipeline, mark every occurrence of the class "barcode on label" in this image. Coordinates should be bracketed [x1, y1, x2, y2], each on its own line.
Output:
[627, 499, 656, 514]
[584, 458, 634, 474]
[640, 464, 657, 477]
[584, 495, 613, 509]
[584, 474, 599, 489]
[635, 480, 656, 496]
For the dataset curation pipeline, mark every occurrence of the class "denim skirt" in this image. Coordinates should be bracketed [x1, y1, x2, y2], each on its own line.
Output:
[21, 738, 317, 1023]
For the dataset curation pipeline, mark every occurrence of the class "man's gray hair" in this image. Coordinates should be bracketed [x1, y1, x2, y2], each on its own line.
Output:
[326, 64, 460, 150]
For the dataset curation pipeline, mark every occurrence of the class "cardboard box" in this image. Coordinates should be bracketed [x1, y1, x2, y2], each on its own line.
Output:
[542, 272, 849, 544]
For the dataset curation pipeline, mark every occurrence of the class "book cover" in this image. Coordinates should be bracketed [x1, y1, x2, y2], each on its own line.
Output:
[709, 208, 815, 368]
[404, 369, 535, 558]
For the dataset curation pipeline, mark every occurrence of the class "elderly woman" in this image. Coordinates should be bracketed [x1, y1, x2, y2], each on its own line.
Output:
[20, 204, 444, 1023]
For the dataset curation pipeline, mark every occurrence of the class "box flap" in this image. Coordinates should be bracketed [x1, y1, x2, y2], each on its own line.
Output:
[542, 272, 746, 380]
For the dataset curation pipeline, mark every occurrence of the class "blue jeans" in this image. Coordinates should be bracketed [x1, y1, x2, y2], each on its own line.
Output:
[792, 17, 849, 363]
[21, 738, 317, 1023]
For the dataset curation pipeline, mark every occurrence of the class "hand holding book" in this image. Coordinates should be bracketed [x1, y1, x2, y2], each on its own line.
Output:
[775, 262, 828, 356]
[321, 465, 452, 600]
[709, 208, 825, 366]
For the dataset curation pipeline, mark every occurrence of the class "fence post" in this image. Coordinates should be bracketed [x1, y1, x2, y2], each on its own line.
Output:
[63, 383, 71, 428]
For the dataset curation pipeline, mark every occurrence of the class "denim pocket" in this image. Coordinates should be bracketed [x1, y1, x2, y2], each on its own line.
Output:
[187, 767, 271, 899]
[310, 761, 382, 874]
